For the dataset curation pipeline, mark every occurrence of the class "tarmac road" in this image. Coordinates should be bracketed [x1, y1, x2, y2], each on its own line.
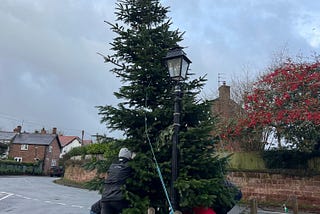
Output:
[0, 176, 100, 214]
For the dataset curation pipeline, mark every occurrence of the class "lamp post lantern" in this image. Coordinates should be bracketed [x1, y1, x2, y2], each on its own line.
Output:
[164, 46, 191, 211]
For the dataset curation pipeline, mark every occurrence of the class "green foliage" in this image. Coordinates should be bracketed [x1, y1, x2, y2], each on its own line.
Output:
[62, 137, 117, 161]
[123, 194, 150, 214]
[54, 178, 87, 189]
[0, 159, 38, 166]
[0, 143, 8, 155]
[86, 143, 109, 154]
[308, 157, 320, 172]
[96, 0, 235, 212]
[262, 150, 320, 169]
[65, 146, 88, 158]
[177, 178, 219, 207]
[228, 152, 266, 170]
[0, 160, 42, 175]
[84, 176, 105, 193]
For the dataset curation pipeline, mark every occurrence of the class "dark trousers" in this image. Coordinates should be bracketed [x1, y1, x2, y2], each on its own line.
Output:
[101, 200, 129, 214]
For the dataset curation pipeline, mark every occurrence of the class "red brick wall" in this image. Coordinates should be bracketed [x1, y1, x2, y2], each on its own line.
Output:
[228, 171, 320, 212]
[9, 144, 46, 162]
[43, 138, 61, 174]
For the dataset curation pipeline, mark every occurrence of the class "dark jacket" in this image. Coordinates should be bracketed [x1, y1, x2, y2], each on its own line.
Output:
[101, 158, 132, 202]
[90, 200, 101, 213]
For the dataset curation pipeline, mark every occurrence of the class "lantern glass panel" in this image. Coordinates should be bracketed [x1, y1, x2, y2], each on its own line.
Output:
[167, 58, 182, 79]
[181, 57, 189, 79]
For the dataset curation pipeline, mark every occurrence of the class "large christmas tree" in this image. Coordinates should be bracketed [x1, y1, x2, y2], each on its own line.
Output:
[97, 0, 237, 213]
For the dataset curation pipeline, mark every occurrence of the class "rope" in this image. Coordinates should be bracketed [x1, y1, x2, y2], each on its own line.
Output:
[144, 90, 174, 214]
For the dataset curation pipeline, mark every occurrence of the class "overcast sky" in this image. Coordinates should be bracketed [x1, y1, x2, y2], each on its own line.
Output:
[0, 0, 319, 140]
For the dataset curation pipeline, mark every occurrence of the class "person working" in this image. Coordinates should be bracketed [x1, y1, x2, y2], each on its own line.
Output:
[100, 147, 133, 214]
[90, 199, 101, 214]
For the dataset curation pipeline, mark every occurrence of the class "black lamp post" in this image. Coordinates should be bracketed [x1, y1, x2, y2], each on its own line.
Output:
[164, 46, 191, 211]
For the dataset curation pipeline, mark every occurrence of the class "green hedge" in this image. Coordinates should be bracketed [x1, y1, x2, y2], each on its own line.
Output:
[226, 151, 320, 173]
[62, 142, 117, 161]
[262, 150, 320, 170]
[0, 160, 43, 175]
[227, 152, 266, 170]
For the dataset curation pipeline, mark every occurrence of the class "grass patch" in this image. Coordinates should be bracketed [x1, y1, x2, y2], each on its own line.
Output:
[53, 178, 87, 189]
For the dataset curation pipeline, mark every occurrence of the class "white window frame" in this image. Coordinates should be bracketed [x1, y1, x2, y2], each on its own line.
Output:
[48, 145, 52, 153]
[51, 159, 57, 167]
[14, 157, 22, 162]
[21, 144, 28, 150]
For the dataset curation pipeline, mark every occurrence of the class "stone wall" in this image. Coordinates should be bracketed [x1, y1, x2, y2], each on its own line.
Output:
[228, 171, 320, 212]
[64, 163, 99, 182]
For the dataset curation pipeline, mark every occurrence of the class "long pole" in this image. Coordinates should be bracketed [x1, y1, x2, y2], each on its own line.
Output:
[171, 84, 181, 211]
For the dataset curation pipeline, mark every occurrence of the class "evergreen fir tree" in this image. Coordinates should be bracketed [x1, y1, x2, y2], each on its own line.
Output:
[97, 0, 238, 213]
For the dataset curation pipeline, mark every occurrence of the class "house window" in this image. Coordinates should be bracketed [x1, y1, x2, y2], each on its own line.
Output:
[51, 159, 57, 166]
[21, 144, 28, 150]
[48, 145, 52, 153]
[14, 157, 22, 162]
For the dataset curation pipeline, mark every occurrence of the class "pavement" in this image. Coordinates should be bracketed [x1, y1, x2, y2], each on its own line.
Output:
[228, 205, 285, 213]
[227, 205, 317, 214]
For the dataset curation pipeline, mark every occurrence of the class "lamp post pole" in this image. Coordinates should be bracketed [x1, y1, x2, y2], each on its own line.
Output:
[171, 84, 181, 210]
[164, 46, 191, 212]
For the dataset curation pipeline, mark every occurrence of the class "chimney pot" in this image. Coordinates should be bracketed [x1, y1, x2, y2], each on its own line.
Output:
[14, 125, 22, 133]
[41, 128, 46, 134]
[219, 82, 230, 100]
[52, 127, 57, 134]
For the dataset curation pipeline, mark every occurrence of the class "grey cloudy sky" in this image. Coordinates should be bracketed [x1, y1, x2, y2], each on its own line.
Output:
[0, 0, 319, 139]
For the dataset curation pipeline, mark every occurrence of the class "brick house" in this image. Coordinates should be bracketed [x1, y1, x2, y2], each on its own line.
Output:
[8, 127, 62, 175]
[211, 82, 245, 151]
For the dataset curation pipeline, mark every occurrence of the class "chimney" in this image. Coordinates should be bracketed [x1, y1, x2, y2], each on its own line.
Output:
[219, 81, 230, 100]
[81, 130, 84, 146]
[52, 127, 57, 135]
[40, 128, 46, 134]
[14, 125, 22, 133]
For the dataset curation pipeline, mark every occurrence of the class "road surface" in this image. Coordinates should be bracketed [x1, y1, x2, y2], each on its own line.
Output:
[0, 176, 100, 214]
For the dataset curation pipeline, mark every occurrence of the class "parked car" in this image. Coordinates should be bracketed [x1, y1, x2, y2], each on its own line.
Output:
[49, 166, 64, 177]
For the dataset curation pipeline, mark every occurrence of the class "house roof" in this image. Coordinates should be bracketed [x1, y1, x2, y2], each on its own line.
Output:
[58, 136, 80, 147]
[0, 131, 17, 140]
[13, 133, 59, 146]
[82, 139, 92, 146]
